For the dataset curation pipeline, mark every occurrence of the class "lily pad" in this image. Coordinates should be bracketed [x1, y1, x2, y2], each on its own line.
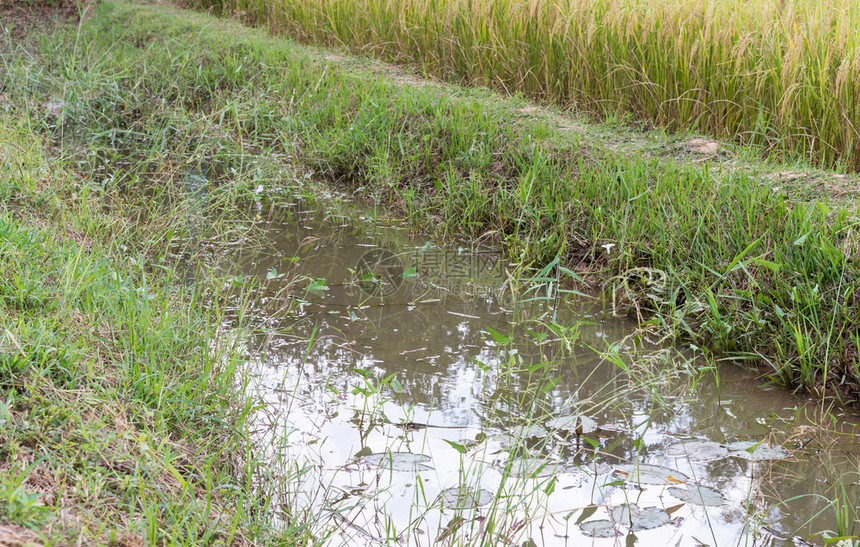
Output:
[514, 424, 549, 438]
[613, 463, 690, 485]
[665, 440, 730, 461]
[580, 519, 620, 538]
[610, 504, 671, 531]
[441, 487, 493, 509]
[362, 452, 433, 471]
[723, 441, 790, 461]
[546, 414, 598, 435]
[503, 457, 564, 478]
[668, 485, 725, 507]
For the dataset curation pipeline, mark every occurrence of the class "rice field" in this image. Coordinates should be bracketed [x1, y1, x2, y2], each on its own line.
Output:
[191, 0, 860, 170]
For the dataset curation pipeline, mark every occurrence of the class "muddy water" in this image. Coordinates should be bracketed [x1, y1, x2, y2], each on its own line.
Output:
[203, 200, 860, 547]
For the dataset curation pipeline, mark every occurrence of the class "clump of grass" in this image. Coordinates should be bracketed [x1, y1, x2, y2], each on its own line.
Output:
[191, 0, 860, 171]
[0, 20, 318, 541]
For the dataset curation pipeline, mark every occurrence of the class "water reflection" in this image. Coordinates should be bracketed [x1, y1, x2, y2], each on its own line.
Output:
[200, 201, 859, 546]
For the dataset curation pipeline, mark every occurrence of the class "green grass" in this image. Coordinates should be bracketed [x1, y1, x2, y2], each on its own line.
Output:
[0, 14, 320, 542]
[10, 0, 857, 398]
[2, 0, 860, 541]
[189, 0, 860, 172]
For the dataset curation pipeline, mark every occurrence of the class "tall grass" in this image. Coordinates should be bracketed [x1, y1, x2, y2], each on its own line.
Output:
[192, 0, 860, 170]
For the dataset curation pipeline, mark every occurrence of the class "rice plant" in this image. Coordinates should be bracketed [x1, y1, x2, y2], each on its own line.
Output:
[191, 0, 860, 170]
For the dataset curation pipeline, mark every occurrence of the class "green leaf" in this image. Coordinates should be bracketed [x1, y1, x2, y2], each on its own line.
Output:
[526, 329, 548, 342]
[749, 257, 781, 273]
[485, 326, 512, 345]
[582, 436, 600, 450]
[389, 378, 404, 393]
[539, 376, 561, 393]
[575, 505, 598, 524]
[401, 267, 418, 278]
[793, 232, 810, 246]
[557, 265, 584, 282]
[444, 439, 467, 455]
[544, 476, 557, 496]
[164, 462, 188, 490]
[306, 277, 329, 291]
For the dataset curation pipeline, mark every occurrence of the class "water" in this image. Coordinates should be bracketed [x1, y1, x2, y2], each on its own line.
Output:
[195, 199, 860, 546]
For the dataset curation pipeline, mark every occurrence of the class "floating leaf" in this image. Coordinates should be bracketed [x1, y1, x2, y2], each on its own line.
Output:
[580, 520, 620, 538]
[668, 485, 725, 507]
[440, 487, 493, 509]
[362, 452, 433, 471]
[503, 457, 564, 478]
[723, 441, 790, 461]
[610, 504, 670, 531]
[546, 414, 597, 435]
[665, 440, 729, 462]
[514, 424, 549, 438]
[613, 464, 690, 485]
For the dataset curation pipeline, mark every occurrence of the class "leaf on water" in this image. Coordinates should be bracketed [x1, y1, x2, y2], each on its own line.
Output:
[665, 440, 730, 462]
[575, 505, 599, 524]
[362, 452, 433, 471]
[440, 487, 493, 509]
[580, 520, 620, 538]
[610, 504, 671, 531]
[503, 457, 564, 478]
[514, 424, 549, 438]
[667, 485, 725, 507]
[546, 414, 597, 435]
[665, 503, 685, 516]
[723, 441, 790, 461]
[613, 464, 690, 485]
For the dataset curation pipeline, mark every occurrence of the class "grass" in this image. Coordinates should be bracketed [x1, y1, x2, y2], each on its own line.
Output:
[61, 0, 860, 401]
[0, 115, 258, 544]
[1, 0, 860, 542]
[0, 7, 323, 542]
[189, 0, 860, 172]
[8, 0, 860, 397]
